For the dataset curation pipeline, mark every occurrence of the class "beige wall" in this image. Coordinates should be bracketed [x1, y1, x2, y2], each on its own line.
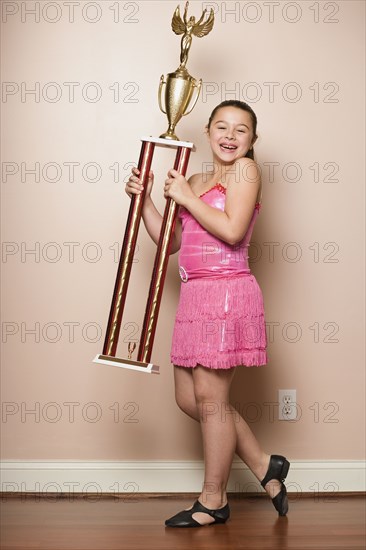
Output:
[1, 0, 365, 463]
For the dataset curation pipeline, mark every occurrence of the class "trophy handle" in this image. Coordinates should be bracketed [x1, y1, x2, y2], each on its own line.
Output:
[158, 75, 167, 114]
[183, 78, 202, 116]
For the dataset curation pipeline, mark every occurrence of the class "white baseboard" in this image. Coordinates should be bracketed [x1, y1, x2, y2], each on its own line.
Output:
[1, 460, 365, 495]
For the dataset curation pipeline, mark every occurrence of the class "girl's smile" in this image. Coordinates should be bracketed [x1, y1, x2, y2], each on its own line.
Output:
[219, 141, 238, 152]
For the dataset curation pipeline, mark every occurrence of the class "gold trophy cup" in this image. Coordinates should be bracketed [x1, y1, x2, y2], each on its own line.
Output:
[158, 70, 202, 141]
[159, 1, 214, 140]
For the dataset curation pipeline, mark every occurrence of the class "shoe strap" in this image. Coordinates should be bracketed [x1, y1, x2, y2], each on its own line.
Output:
[261, 455, 286, 488]
[191, 499, 228, 519]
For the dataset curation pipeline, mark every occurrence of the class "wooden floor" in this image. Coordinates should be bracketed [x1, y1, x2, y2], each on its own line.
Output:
[1, 494, 365, 549]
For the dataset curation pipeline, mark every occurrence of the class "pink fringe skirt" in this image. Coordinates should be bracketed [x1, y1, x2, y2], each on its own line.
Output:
[170, 273, 268, 369]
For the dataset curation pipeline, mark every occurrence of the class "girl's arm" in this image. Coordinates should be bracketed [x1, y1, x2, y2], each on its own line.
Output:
[141, 196, 182, 255]
[176, 158, 261, 246]
[126, 167, 181, 255]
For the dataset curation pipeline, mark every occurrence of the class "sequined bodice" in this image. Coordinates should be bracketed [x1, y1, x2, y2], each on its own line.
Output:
[177, 182, 261, 282]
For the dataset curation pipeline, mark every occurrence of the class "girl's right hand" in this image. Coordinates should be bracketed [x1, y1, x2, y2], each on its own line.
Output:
[125, 167, 154, 200]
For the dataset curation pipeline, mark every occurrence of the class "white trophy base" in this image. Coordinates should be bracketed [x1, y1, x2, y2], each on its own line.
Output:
[92, 354, 160, 375]
[141, 136, 195, 150]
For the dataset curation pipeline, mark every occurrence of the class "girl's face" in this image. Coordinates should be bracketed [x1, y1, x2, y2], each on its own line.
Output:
[206, 106, 256, 164]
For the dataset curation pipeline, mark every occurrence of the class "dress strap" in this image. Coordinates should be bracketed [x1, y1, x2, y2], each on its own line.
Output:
[199, 182, 226, 198]
[198, 182, 262, 212]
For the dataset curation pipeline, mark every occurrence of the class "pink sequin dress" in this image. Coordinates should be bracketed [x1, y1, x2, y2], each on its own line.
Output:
[170, 182, 268, 369]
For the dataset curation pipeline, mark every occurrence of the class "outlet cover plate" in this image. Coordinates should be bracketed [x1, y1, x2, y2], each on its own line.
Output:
[278, 389, 297, 420]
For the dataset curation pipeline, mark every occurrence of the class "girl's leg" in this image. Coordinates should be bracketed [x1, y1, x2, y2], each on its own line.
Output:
[174, 365, 282, 503]
[192, 365, 237, 514]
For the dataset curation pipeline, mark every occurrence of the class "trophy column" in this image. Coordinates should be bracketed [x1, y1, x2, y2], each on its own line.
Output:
[93, 137, 194, 374]
[101, 139, 156, 359]
[137, 144, 192, 365]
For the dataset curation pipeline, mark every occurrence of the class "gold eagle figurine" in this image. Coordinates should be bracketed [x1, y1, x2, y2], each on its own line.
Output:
[172, 1, 215, 69]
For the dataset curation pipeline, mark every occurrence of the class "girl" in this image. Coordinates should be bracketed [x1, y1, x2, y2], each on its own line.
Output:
[126, 100, 290, 528]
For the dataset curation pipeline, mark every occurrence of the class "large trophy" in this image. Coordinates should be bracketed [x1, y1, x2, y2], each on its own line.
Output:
[93, 2, 214, 374]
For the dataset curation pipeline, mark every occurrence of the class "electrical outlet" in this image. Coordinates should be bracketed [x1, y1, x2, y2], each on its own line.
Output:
[278, 389, 297, 421]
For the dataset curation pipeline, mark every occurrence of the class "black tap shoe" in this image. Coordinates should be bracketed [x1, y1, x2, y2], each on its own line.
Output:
[261, 454, 290, 516]
[165, 499, 230, 527]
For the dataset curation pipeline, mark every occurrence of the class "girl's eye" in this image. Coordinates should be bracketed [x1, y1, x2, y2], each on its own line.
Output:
[237, 129, 245, 133]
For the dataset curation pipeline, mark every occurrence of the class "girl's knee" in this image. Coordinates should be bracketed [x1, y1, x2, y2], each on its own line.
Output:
[175, 391, 198, 418]
[192, 365, 234, 404]
[175, 390, 186, 410]
[193, 383, 214, 404]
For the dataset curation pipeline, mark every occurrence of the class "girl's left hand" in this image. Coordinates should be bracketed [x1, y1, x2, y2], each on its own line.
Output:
[164, 169, 195, 207]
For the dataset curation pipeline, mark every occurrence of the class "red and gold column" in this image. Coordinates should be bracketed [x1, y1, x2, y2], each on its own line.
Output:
[93, 137, 194, 374]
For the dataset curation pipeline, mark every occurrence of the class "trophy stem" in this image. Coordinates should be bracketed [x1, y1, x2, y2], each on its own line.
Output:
[102, 139, 156, 357]
[137, 145, 192, 363]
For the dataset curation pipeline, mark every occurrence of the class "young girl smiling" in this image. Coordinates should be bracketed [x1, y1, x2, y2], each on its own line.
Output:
[126, 100, 290, 527]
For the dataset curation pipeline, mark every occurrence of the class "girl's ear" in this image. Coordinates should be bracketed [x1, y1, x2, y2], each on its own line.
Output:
[204, 125, 210, 139]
